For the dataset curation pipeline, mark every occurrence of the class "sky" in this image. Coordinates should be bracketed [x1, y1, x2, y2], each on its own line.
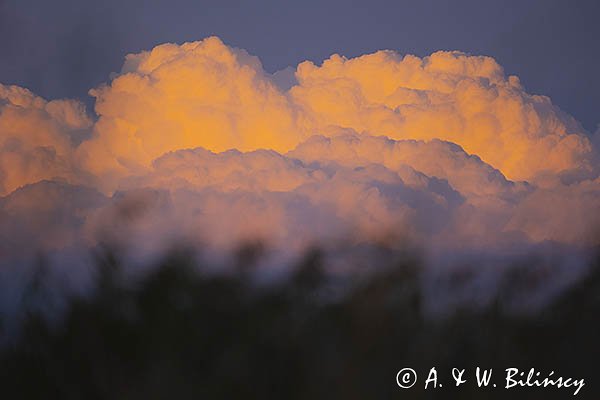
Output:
[2, 1, 600, 383]
[0, 0, 599, 131]
[0, 0, 600, 304]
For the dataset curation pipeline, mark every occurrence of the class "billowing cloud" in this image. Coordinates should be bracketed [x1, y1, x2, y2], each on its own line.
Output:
[121, 140, 464, 248]
[0, 36, 599, 273]
[0, 84, 91, 195]
[0, 180, 106, 257]
[77, 37, 304, 188]
[71, 37, 596, 188]
[290, 50, 594, 182]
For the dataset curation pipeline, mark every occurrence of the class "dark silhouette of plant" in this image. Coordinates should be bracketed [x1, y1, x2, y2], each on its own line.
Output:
[1, 244, 599, 399]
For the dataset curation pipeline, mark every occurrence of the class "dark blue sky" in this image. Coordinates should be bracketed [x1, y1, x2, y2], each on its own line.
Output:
[1, 0, 598, 131]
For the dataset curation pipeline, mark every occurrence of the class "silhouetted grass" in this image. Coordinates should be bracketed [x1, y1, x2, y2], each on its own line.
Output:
[1, 245, 599, 399]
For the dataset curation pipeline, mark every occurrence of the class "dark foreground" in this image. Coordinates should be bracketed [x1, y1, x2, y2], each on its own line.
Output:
[1, 247, 599, 399]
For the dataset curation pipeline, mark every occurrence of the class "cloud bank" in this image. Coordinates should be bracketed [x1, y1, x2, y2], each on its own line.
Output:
[0, 36, 599, 276]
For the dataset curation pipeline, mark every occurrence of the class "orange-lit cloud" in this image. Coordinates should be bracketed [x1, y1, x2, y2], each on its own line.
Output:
[291, 50, 594, 182]
[77, 37, 303, 186]
[0, 36, 599, 266]
[72, 37, 595, 188]
[0, 84, 91, 196]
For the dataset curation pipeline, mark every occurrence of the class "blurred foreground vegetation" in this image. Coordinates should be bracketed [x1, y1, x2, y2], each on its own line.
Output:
[1, 246, 599, 399]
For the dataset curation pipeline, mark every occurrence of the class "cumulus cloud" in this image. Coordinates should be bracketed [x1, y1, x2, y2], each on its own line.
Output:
[0, 36, 599, 273]
[0, 84, 92, 195]
[128, 142, 463, 246]
[68, 37, 596, 188]
[0, 181, 106, 256]
[77, 37, 304, 188]
[290, 50, 594, 182]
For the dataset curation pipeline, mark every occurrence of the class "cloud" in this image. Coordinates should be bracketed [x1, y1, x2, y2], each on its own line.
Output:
[287, 132, 528, 199]
[71, 38, 596, 190]
[129, 141, 464, 247]
[0, 180, 106, 258]
[0, 36, 599, 272]
[290, 50, 594, 182]
[0, 84, 92, 196]
[77, 37, 304, 188]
